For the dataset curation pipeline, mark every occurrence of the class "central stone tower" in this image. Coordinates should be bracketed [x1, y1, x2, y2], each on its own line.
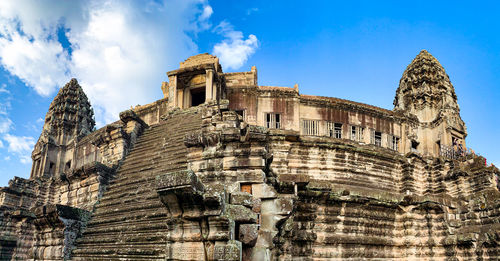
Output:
[394, 50, 467, 156]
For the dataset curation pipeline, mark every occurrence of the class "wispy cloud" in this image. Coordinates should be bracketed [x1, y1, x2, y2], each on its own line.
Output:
[0, 118, 13, 133]
[213, 21, 259, 71]
[246, 7, 258, 16]
[0, 84, 9, 94]
[3, 134, 35, 164]
[0, 0, 231, 126]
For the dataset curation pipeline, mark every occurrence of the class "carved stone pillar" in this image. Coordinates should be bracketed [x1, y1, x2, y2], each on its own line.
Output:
[205, 68, 214, 102]
[168, 75, 178, 108]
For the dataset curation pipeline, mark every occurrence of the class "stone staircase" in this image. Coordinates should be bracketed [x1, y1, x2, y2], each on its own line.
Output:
[71, 109, 202, 261]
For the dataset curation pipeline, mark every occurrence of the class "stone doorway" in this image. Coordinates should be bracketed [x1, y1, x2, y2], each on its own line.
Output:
[191, 87, 205, 107]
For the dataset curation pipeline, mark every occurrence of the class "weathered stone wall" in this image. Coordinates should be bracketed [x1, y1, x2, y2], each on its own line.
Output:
[224, 69, 257, 87]
[1, 52, 498, 261]
[227, 86, 406, 154]
[0, 109, 147, 260]
[178, 102, 499, 260]
[131, 97, 169, 126]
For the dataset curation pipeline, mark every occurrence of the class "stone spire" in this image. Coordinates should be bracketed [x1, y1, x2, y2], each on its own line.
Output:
[394, 50, 466, 156]
[394, 50, 461, 123]
[394, 50, 460, 122]
[39, 78, 95, 145]
[31, 78, 95, 178]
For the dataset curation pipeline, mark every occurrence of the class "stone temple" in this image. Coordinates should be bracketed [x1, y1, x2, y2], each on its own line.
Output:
[0, 51, 498, 260]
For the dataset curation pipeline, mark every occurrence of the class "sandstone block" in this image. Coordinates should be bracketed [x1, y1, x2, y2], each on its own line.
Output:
[223, 157, 265, 170]
[208, 216, 235, 241]
[252, 198, 262, 213]
[226, 204, 258, 223]
[213, 240, 241, 261]
[156, 170, 204, 195]
[230, 192, 253, 207]
[261, 197, 293, 215]
[252, 183, 277, 199]
[239, 224, 259, 246]
[166, 242, 205, 261]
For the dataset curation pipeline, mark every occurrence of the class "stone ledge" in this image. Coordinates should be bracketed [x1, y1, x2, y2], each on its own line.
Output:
[156, 170, 205, 195]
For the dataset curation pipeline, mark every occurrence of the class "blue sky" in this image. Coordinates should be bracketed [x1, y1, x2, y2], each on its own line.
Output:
[0, 0, 498, 186]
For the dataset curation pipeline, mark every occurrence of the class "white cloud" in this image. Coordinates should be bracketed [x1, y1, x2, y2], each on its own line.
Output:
[0, 0, 223, 126]
[246, 8, 259, 16]
[3, 134, 35, 154]
[4, 156, 10, 161]
[0, 84, 9, 94]
[200, 5, 213, 21]
[19, 155, 31, 164]
[3, 134, 35, 164]
[213, 21, 259, 71]
[0, 118, 12, 133]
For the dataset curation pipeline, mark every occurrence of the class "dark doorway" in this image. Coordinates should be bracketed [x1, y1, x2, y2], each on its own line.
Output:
[191, 88, 205, 107]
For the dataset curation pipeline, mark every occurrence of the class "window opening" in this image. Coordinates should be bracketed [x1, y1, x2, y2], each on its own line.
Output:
[411, 140, 419, 152]
[235, 110, 245, 120]
[240, 184, 252, 194]
[49, 162, 55, 175]
[302, 119, 320, 136]
[334, 123, 342, 138]
[375, 132, 382, 146]
[266, 113, 281, 129]
[351, 126, 364, 142]
[65, 160, 72, 171]
[388, 135, 399, 151]
[326, 122, 342, 138]
[190, 88, 205, 107]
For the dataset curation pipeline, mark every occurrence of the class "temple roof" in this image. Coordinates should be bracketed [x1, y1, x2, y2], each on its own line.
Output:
[180, 53, 220, 69]
[39, 78, 95, 144]
[394, 50, 458, 111]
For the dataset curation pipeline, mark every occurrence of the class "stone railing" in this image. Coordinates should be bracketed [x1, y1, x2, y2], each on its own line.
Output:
[440, 145, 478, 161]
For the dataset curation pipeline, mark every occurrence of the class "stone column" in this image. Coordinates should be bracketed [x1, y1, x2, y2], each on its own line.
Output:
[168, 75, 178, 108]
[206, 69, 214, 102]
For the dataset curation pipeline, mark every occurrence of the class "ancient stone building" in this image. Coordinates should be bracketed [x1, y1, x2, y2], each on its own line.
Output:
[0, 51, 498, 260]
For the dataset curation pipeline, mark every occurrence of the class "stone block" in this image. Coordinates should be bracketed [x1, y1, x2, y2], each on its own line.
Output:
[259, 213, 285, 231]
[255, 230, 278, 248]
[249, 247, 271, 261]
[252, 198, 261, 213]
[89, 183, 100, 192]
[226, 204, 257, 223]
[213, 240, 241, 261]
[223, 157, 265, 170]
[230, 192, 253, 207]
[236, 169, 266, 183]
[208, 216, 235, 241]
[252, 184, 277, 199]
[261, 197, 293, 215]
[239, 224, 259, 246]
[156, 170, 204, 195]
[166, 242, 205, 261]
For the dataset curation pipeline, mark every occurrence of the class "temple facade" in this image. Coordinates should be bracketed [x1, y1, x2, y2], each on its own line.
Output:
[0, 51, 498, 260]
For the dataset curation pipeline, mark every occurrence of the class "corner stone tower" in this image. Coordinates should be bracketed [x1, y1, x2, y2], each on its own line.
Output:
[31, 78, 95, 179]
[394, 50, 467, 156]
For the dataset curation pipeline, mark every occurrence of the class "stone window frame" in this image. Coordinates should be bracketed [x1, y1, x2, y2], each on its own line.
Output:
[301, 119, 321, 136]
[326, 122, 343, 139]
[370, 129, 382, 147]
[265, 113, 281, 129]
[234, 109, 246, 121]
[350, 125, 365, 142]
[388, 135, 400, 151]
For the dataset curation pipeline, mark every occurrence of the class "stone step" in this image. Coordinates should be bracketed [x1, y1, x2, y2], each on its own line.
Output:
[71, 111, 202, 260]
[81, 219, 168, 238]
